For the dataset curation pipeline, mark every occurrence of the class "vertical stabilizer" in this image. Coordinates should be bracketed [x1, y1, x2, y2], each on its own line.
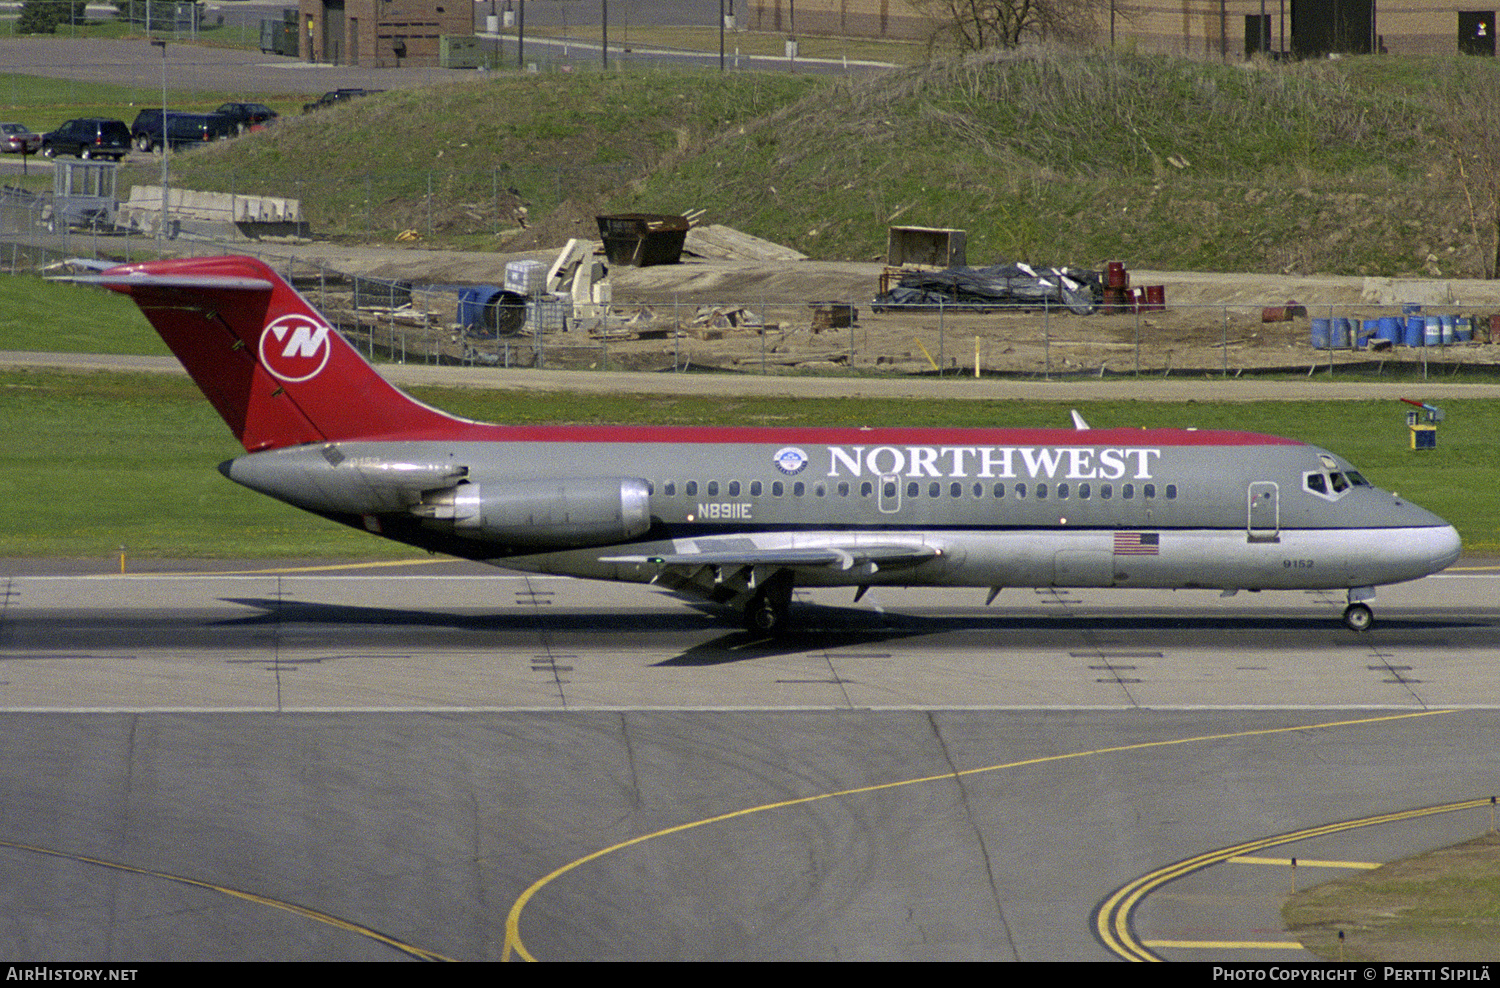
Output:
[89, 255, 465, 451]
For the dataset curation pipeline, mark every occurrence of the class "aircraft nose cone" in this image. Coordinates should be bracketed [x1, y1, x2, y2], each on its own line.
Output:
[1431, 524, 1462, 572]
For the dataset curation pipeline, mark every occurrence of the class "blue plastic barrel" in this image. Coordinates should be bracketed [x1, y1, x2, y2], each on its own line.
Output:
[1439, 315, 1455, 345]
[1310, 318, 1331, 349]
[1424, 316, 1441, 346]
[1357, 319, 1379, 349]
[1457, 317, 1473, 343]
[1331, 317, 1351, 348]
[1405, 316, 1424, 347]
[1377, 316, 1400, 344]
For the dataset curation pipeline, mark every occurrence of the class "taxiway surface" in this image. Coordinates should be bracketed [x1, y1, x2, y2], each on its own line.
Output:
[0, 562, 1497, 961]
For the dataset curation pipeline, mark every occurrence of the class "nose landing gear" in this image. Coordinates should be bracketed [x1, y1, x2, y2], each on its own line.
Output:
[1343, 587, 1376, 632]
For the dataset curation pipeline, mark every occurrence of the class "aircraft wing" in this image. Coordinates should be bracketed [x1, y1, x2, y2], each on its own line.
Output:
[602, 543, 939, 573]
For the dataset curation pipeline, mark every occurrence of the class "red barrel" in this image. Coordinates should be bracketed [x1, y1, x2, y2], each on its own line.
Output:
[1145, 285, 1166, 312]
[1106, 261, 1128, 289]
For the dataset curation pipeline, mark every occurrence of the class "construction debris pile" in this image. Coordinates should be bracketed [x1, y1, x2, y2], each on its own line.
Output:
[873, 262, 1104, 316]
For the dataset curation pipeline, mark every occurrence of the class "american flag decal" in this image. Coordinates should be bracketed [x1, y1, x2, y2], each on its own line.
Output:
[1113, 532, 1160, 556]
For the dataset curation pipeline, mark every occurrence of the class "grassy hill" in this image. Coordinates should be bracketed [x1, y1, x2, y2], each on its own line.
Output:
[79, 47, 1500, 277]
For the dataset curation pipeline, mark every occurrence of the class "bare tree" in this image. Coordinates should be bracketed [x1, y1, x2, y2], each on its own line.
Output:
[1440, 69, 1500, 278]
[914, 0, 1110, 51]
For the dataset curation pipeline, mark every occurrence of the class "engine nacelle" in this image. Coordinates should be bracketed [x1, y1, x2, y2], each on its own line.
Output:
[416, 477, 652, 549]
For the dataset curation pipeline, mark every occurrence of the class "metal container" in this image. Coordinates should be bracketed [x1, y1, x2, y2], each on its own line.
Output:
[596, 213, 689, 267]
[1310, 318, 1331, 349]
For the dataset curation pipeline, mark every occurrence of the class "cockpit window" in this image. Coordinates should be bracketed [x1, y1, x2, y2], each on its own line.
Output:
[1304, 470, 1360, 502]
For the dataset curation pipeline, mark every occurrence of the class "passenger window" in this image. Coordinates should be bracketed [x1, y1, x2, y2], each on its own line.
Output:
[973, 483, 983, 498]
[664, 482, 675, 497]
[908, 481, 920, 497]
[685, 481, 698, 496]
[929, 481, 941, 498]
[1079, 483, 1090, 499]
[1015, 483, 1027, 499]
[1165, 484, 1176, 500]
[772, 481, 784, 497]
[884, 481, 897, 498]
[814, 483, 825, 497]
[1144, 484, 1155, 499]
[837, 482, 850, 496]
[950, 482, 962, 498]
[993, 483, 1005, 498]
[861, 481, 873, 497]
[1101, 484, 1112, 499]
[750, 480, 762, 496]
[1057, 483, 1069, 499]
[793, 482, 805, 496]
[707, 481, 719, 497]
[1122, 484, 1134, 500]
[1036, 483, 1048, 499]
[727, 481, 740, 497]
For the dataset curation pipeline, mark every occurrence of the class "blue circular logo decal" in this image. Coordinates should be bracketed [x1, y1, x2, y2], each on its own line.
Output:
[773, 447, 808, 475]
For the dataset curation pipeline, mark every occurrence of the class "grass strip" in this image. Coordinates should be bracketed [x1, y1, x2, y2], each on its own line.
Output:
[0, 367, 1490, 558]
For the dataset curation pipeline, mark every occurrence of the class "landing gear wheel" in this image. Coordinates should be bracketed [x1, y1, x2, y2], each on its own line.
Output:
[746, 597, 785, 634]
[742, 571, 794, 635]
[1343, 602, 1374, 632]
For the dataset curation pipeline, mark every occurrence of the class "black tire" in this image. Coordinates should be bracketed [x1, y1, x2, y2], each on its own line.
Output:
[742, 572, 795, 635]
[1343, 603, 1374, 632]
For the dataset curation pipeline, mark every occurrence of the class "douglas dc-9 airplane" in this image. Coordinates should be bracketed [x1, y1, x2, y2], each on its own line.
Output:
[81, 255, 1460, 633]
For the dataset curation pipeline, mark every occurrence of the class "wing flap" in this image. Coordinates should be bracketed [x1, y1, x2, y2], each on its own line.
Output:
[602, 543, 938, 572]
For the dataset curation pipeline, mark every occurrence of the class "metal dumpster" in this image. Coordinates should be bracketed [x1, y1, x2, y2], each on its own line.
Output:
[596, 213, 689, 267]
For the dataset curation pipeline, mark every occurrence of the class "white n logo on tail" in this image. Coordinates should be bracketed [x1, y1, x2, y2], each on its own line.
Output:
[260, 314, 333, 382]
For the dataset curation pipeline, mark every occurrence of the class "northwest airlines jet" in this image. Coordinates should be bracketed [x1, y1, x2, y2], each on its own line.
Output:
[82, 255, 1460, 633]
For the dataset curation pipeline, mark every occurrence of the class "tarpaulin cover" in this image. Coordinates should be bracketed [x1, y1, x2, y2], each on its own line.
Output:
[874, 262, 1101, 315]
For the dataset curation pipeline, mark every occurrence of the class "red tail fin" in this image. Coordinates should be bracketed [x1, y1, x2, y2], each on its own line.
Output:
[91, 255, 464, 452]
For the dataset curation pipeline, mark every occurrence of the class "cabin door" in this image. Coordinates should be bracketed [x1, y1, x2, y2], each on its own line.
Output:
[1247, 482, 1280, 542]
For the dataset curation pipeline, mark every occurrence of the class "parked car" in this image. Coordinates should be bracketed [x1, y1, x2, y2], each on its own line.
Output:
[157, 113, 238, 152]
[41, 118, 131, 161]
[0, 122, 41, 154]
[214, 102, 278, 133]
[130, 108, 168, 151]
[302, 89, 382, 113]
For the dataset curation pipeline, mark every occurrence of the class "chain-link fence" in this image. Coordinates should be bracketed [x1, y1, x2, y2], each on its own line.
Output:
[6, 191, 1500, 379]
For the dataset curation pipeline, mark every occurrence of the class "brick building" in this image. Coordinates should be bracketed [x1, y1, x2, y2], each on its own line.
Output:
[298, 0, 474, 67]
[741, 0, 1496, 58]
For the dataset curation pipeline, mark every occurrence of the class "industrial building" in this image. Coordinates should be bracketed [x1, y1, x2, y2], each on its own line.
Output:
[297, 0, 474, 67]
[742, 0, 1496, 58]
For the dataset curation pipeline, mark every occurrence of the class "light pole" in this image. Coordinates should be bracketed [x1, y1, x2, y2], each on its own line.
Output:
[152, 37, 167, 247]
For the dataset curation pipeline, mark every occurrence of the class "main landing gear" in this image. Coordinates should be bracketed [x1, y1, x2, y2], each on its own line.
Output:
[743, 571, 794, 634]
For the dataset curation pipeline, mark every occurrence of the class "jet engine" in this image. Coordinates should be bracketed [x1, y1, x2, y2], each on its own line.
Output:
[414, 477, 652, 549]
